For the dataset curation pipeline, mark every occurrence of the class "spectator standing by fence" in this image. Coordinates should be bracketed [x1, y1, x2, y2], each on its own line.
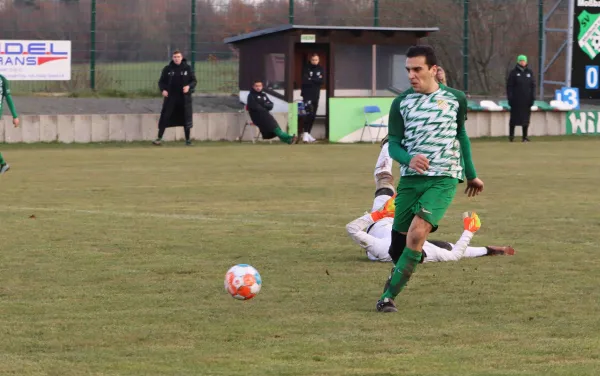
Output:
[506, 55, 535, 143]
[0, 74, 19, 174]
[300, 53, 324, 144]
[153, 50, 197, 146]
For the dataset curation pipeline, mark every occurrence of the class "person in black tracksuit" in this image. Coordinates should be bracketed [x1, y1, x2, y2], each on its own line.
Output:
[154, 50, 197, 146]
[246, 80, 297, 145]
[506, 55, 535, 142]
[300, 53, 324, 143]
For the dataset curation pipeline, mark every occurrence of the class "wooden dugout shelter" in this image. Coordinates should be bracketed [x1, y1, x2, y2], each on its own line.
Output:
[224, 24, 439, 142]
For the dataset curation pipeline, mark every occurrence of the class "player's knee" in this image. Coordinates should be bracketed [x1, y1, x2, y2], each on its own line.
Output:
[374, 187, 394, 198]
[407, 217, 432, 249]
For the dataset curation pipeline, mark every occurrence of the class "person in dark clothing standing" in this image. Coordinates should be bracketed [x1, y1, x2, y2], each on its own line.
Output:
[153, 50, 197, 146]
[300, 53, 324, 143]
[246, 79, 297, 145]
[506, 55, 535, 142]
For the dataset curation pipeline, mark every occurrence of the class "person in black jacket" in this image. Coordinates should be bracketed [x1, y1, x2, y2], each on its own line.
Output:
[506, 55, 535, 142]
[300, 53, 324, 143]
[153, 50, 197, 146]
[246, 80, 297, 144]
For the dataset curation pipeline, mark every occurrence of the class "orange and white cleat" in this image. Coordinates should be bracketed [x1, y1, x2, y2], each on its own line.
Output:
[370, 194, 397, 222]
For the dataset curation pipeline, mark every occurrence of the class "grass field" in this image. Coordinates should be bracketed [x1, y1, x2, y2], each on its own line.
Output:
[0, 138, 599, 375]
[10, 61, 239, 96]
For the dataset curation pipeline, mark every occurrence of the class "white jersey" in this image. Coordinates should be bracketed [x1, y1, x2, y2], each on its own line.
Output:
[346, 199, 487, 263]
[347, 140, 488, 263]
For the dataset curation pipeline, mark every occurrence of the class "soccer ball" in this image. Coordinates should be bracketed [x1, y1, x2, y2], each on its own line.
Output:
[224, 264, 262, 300]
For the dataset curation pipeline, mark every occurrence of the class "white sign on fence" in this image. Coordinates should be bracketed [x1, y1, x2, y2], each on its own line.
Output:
[0, 40, 71, 80]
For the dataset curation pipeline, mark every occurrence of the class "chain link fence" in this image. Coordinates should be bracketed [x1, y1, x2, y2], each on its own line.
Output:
[0, 0, 568, 97]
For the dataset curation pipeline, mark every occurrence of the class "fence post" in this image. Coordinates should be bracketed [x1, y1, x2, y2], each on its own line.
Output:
[538, 0, 544, 99]
[90, 0, 96, 90]
[289, 0, 294, 24]
[463, 0, 469, 93]
[191, 0, 196, 71]
[374, 0, 379, 27]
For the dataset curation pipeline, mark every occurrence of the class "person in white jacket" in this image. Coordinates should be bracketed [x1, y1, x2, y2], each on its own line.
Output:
[346, 139, 515, 263]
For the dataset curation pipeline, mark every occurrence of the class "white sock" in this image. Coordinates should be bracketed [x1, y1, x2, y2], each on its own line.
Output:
[464, 247, 488, 258]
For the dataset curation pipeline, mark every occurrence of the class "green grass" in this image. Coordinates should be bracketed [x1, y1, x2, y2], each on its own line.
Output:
[10, 60, 239, 96]
[0, 138, 599, 375]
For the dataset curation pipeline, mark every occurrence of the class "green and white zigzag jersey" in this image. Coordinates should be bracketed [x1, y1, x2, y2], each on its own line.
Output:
[392, 85, 468, 179]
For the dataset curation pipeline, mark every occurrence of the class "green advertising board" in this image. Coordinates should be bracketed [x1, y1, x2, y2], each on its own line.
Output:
[566, 110, 600, 135]
[287, 102, 298, 136]
[329, 97, 394, 142]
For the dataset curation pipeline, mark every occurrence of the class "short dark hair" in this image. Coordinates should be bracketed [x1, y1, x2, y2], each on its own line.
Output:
[252, 79, 263, 85]
[172, 50, 182, 56]
[406, 45, 438, 68]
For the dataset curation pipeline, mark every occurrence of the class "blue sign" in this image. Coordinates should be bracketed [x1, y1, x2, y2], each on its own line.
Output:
[555, 87, 580, 110]
[585, 65, 599, 89]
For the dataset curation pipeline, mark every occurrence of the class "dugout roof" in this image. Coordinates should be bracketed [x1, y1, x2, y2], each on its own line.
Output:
[224, 24, 439, 45]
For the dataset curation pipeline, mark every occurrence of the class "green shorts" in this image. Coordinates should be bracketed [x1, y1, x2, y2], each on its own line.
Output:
[393, 176, 458, 233]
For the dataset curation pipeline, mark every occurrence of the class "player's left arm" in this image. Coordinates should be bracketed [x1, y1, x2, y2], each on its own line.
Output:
[449, 212, 481, 257]
[456, 93, 483, 196]
[426, 212, 481, 262]
[188, 67, 197, 91]
[263, 95, 274, 111]
[2, 76, 19, 126]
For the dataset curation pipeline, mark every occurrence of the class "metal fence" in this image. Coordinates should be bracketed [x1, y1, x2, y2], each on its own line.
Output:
[0, 0, 568, 97]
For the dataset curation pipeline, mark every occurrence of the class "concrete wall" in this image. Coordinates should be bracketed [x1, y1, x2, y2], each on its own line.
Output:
[463, 111, 566, 138]
[0, 112, 289, 143]
[0, 111, 565, 143]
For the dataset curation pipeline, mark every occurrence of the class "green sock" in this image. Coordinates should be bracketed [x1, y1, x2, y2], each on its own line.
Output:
[274, 127, 293, 144]
[381, 247, 422, 300]
[0, 153, 5, 165]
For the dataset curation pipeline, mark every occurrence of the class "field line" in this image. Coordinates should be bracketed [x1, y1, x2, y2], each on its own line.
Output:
[0, 206, 342, 229]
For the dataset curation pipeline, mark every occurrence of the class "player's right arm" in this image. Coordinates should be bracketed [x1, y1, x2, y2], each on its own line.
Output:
[158, 66, 170, 97]
[158, 66, 169, 91]
[388, 95, 429, 173]
[387, 96, 411, 165]
[506, 70, 515, 104]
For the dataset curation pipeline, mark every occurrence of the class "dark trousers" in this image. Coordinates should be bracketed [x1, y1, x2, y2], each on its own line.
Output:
[158, 126, 190, 141]
[509, 124, 529, 141]
[303, 100, 319, 133]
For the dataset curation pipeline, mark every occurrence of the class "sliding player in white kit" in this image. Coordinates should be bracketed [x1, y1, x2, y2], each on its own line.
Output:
[346, 138, 515, 263]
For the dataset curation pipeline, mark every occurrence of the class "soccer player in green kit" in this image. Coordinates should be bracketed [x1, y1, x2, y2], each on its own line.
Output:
[376, 45, 484, 313]
[0, 74, 20, 175]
